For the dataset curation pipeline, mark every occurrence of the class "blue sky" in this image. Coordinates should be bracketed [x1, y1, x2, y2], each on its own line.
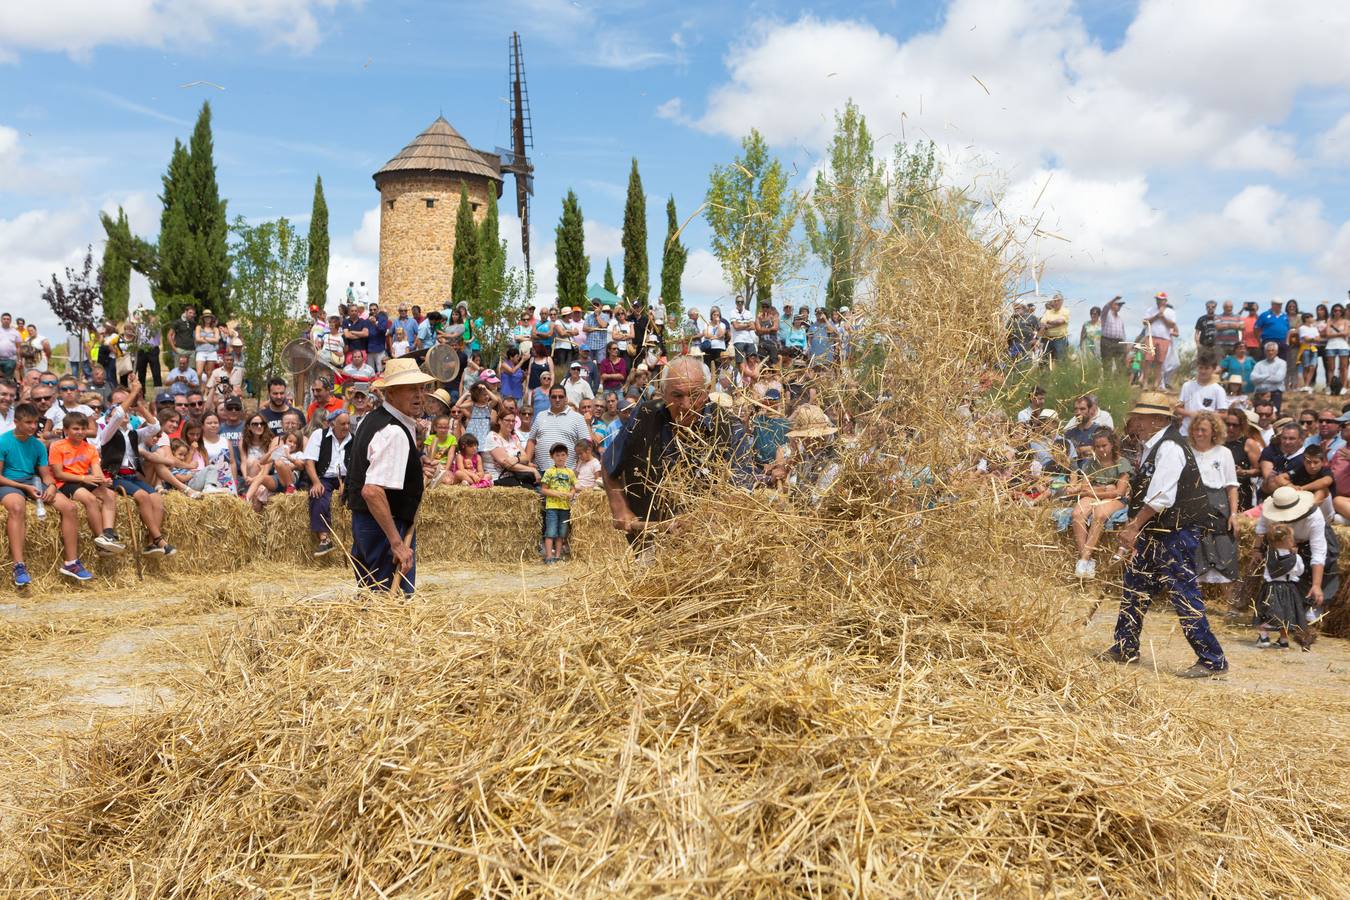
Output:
[3, 0, 1349, 346]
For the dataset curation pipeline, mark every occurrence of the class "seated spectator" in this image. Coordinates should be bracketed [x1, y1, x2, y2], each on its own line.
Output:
[574, 438, 602, 490]
[97, 379, 176, 555]
[484, 411, 537, 487]
[1306, 409, 1346, 454]
[592, 391, 621, 451]
[1223, 374, 1248, 410]
[1250, 341, 1287, 413]
[1016, 386, 1047, 424]
[342, 349, 376, 385]
[1062, 427, 1132, 578]
[240, 413, 281, 510]
[1063, 393, 1113, 466]
[423, 414, 457, 465]
[1223, 408, 1265, 510]
[448, 433, 491, 487]
[50, 411, 125, 552]
[1260, 422, 1306, 498]
[164, 440, 205, 497]
[1290, 444, 1334, 511]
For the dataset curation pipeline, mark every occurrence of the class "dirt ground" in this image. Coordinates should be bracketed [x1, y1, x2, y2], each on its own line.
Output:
[1, 562, 1348, 833]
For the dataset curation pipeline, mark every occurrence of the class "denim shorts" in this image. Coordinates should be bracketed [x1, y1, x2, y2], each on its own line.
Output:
[0, 485, 32, 502]
[1299, 349, 1317, 367]
[1327, 348, 1350, 358]
[113, 475, 154, 496]
[543, 507, 571, 539]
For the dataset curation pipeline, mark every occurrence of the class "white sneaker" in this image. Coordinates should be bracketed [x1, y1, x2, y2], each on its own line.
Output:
[1083, 558, 1097, 578]
[1074, 559, 1090, 578]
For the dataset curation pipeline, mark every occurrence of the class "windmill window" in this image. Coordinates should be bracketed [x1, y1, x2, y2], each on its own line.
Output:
[386, 199, 395, 209]
[471, 202, 481, 213]
[425, 198, 436, 208]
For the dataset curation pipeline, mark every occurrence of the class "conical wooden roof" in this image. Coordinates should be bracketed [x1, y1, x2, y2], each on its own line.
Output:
[373, 116, 502, 183]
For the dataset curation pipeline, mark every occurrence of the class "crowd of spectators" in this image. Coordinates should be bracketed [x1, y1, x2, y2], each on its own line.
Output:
[0, 292, 858, 584]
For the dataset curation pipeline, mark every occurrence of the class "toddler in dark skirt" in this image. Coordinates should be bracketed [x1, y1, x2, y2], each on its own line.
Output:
[1257, 524, 1312, 650]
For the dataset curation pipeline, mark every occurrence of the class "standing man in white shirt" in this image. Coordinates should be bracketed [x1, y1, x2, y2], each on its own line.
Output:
[1100, 392, 1228, 678]
[1140, 292, 1177, 390]
[0, 313, 22, 380]
[343, 359, 434, 594]
[303, 410, 352, 558]
[729, 296, 758, 365]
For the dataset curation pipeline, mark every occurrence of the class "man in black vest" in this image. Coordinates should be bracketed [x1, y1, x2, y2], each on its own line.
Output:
[344, 358, 433, 593]
[95, 377, 176, 555]
[303, 410, 351, 558]
[1101, 391, 1228, 677]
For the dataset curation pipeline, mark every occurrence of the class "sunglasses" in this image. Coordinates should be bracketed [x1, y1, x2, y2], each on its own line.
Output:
[250, 422, 266, 428]
[189, 400, 205, 407]
[59, 385, 78, 391]
[40, 380, 58, 387]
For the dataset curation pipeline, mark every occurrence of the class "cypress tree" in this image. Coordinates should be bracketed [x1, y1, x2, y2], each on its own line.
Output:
[451, 184, 480, 306]
[184, 101, 230, 314]
[603, 259, 617, 296]
[155, 139, 194, 319]
[100, 207, 132, 321]
[555, 190, 588, 310]
[478, 188, 504, 310]
[660, 195, 687, 318]
[307, 175, 329, 310]
[621, 158, 648, 304]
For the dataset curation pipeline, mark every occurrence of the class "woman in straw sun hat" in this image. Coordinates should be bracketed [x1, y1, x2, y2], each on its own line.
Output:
[344, 357, 435, 594]
[1251, 483, 1337, 638]
[1098, 391, 1229, 678]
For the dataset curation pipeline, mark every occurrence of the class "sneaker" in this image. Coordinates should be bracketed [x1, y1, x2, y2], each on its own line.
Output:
[1074, 559, 1090, 578]
[1082, 558, 1097, 579]
[1176, 662, 1228, 678]
[1256, 635, 1272, 648]
[284, 485, 296, 494]
[142, 539, 177, 557]
[60, 560, 94, 582]
[1095, 647, 1140, 665]
[93, 533, 126, 554]
[314, 540, 335, 557]
[12, 562, 30, 588]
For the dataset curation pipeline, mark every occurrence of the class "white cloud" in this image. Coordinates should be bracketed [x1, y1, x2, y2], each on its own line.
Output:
[680, 248, 732, 300]
[1316, 113, 1350, 164]
[1214, 128, 1299, 176]
[0, 0, 353, 61]
[351, 205, 380, 257]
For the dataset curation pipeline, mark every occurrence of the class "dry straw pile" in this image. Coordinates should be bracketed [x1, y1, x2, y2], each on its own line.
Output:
[5, 197, 1348, 896]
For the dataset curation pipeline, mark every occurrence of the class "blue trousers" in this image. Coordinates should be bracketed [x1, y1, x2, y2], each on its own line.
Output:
[1113, 527, 1227, 670]
[351, 510, 416, 594]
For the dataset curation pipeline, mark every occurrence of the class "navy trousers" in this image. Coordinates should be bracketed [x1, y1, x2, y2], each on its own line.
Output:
[351, 510, 416, 594]
[1113, 526, 1227, 670]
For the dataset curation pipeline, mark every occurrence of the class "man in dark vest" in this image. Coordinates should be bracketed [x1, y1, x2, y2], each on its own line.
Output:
[95, 376, 176, 555]
[303, 410, 351, 558]
[344, 358, 433, 593]
[1100, 391, 1228, 677]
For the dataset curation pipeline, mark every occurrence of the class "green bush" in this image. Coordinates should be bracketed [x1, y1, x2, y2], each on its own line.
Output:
[998, 354, 1135, 423]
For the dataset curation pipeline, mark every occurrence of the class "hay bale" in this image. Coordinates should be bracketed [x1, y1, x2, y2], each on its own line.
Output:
[415, 485, 541, 561]
[568, 489, 627, 562]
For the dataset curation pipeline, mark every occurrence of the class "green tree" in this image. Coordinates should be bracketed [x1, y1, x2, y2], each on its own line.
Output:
[99, 208, 132, 321]
[659, 195, 687, 320]
[888, 140, 941, 236]
[621, 158, 648, 304]
[804, 100, 886, 310]
[603, 259, 617, 295]
[306, 175, 329, 311]
[100, 101, 230, 323]
[555, 190, 588, 310]
[451, 184, 480, 306]
[230, 216, 308, 387]
[476, 189, 515, 362]
[705, 129, 802, 306]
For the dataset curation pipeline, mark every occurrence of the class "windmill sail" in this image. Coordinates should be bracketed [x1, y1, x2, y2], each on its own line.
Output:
[500, 32, 535, 274]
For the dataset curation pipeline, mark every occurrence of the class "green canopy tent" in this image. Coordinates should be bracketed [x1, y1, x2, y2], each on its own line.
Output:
[586, 283, 621, 307]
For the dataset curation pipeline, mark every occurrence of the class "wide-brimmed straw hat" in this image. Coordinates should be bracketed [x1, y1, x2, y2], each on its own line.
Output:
[373, 357, 434, 390]
[427, 388, 453, 409]
[1129, 391, 1174, 418]
[1262, 485, 1316, 523]
[787, 404, 837, 439]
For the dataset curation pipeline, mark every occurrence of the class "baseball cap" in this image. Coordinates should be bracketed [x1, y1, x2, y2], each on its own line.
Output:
[223, 396, 244, 410]
[154, 390, 173, 405]
[480, 368, 500, 384]
[569, 361, 582, 369]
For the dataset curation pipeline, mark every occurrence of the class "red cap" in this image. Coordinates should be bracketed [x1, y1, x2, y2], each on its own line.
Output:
[309, 304, 321, 313]
[1154, 292, 1168, 301]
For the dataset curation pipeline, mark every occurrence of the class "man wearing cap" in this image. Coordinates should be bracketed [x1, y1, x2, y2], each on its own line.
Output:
[563, 361, 595, 408]
[218, 395, 245, 439]
[345, 358, 434, 593]
[1256, 299, 1290, 362]
[1099, 296, 1126, 371]
[1100, 391, 1228, 678]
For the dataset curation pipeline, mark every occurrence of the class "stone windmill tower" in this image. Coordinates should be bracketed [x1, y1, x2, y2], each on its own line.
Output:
[373, 116, 503, 310]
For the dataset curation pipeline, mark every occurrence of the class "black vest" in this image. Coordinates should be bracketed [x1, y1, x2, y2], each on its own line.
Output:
[344, 405, 423, 524]
[1128, 424, 1207, 531]
[99, 426, 139, 475]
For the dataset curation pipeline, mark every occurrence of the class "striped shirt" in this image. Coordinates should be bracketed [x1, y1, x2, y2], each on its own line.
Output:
[527, 407, 590, 470]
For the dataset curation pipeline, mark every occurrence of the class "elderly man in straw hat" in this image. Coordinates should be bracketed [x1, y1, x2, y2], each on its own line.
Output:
[344, 357, 435, 594]
[1099, 391, 1229, 678]
[1251, 485, 1336, 630]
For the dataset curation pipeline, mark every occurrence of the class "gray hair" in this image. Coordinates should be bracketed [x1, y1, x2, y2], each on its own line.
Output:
[660, 355, 712, 388]
[1264, 341, 1280, 352]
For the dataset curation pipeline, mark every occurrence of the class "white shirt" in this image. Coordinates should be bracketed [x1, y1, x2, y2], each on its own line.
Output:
[0, 407, 13, 435]
[1147, 306, 1176, 340]
[1064, 409, 1114, 434]
[303, 428, 352, 479]
[1250, 358, 1287, 393]
[730, 306, 756, 344]
[563, 375, 594, 408]
[45, 402, 93, 434]
[96, 406, 161, 472]
[1193, 444, 1238, 490]
[364, 402, 417, 490]
[1177, 379, 1229, 435]
[1255, 506, 1328, 566]
[1139, 425, 1187, 513]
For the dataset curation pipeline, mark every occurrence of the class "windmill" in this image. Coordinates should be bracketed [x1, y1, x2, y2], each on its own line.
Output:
[497, 32, 535, 273]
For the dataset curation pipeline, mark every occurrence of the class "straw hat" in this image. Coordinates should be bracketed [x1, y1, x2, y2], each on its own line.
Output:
[1129, 391, 1174, 418]
[427, 388, 453, 409]
[687, 345, 704, 357]
[1226, 373, 1243, 385]
[707, 391, 734, 410]
[1262, 485, 1316, 523]
[1242, 408, 1260, 428]
[373, 357, 434, 390]
[787, 404, 837, 439]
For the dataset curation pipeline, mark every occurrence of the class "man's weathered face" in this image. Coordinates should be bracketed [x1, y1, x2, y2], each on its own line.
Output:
[1319, 416, 1338, 440]
[662, 373, 707, 427]
[1265, 344, 1279, 360]
[1279, 427, 1303, 453]
[269, 384, 287, 407]
[1074, 399, 1090, 422]
[0, 386, 14, 409]
[177, 355, 189, 369]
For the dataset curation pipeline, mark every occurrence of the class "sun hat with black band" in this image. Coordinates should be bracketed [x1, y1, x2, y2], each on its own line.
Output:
[1128, 391, 1174, 418]
[1261, 485, 1317, 523]
[371, 357, 433, 391]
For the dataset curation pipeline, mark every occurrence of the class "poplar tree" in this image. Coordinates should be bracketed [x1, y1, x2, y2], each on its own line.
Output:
[554, 190, 588, 310]
[621, 158, 647, 304]
[99, 207, 132, 321]
[659, 195, 687, 319]
[307, 175, 329, 310]
[451, 184, 480, 306]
